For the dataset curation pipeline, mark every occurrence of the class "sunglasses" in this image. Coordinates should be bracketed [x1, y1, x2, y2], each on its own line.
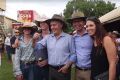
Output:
[23, 27, 32, 30]
[15, 32, 19, 33]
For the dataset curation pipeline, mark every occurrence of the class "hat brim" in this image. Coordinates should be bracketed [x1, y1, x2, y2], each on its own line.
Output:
[67, 17, 87, 23]
[19, 26, 37, 34]
[35, 20, 49, 27]
[47, 18, 67, 28]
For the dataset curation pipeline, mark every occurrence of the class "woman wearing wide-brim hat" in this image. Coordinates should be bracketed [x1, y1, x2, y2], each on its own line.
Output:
[14, 22, 37, 80]
[33, 16, 50, 80]
[19, 22, 38, 35]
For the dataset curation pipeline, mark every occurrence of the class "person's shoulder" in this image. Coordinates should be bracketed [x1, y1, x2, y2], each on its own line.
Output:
[103, 36, 113, 43]
[63, 32, 72, 37]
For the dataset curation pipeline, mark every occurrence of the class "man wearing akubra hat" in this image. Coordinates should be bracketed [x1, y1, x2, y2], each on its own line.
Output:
[14, 22, 37, 80]
[67, 11, 93, 80]
[33, 16, 50, 80]
[38, 14, 75, 80]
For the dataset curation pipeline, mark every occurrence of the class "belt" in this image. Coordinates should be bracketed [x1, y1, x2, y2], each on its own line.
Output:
[76, 66, 91, 71]
[20, 61, 36, 65]
[49, 65, 64, 70]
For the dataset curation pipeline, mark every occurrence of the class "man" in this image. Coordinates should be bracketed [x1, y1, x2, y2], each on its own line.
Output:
[10, 29, 20, 63]
[5, 33, 12, 63]
[38, 14, 75, 80]
[67, 11, 93, 80]
[33, 16, 50, 80]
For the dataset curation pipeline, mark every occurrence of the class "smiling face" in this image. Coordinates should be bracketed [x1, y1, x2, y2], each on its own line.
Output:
[86, 20, 96, 36]
[40, 22, 49, 31]
[72, 19, 85, 32]
[23, 27, 32, 35]
[14, 30, 20, 36]
[50, 21, 62, 35]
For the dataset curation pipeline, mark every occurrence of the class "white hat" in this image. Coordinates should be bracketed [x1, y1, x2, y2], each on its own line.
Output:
[22, 22, 37, 28]
[36, 15, 49, 22]
[112, 31, 119, 35]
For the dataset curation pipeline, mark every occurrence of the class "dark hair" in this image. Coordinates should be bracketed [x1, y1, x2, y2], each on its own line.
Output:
[36, 29, 42, 34]
[39, 21, 51, 33]
[86, 17, 106, 46]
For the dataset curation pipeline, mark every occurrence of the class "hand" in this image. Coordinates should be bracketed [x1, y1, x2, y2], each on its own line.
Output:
[37, 60, 48, 67]
[33, 33, 40, 40]
[58, 65, 69, 74]
[16, 74, 23, 80]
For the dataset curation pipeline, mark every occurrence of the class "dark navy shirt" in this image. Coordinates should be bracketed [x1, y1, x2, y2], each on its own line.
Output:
[34, 36, 48, 61]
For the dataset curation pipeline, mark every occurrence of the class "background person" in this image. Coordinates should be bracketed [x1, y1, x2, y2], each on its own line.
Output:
[10, 29, 20, 63]
[5, 33, 12, 63]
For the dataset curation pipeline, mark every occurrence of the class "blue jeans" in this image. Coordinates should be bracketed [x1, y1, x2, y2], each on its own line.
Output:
[20, 62, 36, 80]
[34, 64, 49, 80]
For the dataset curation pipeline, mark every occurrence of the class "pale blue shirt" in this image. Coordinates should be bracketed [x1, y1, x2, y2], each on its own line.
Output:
[40, 32, 75, 66]
[73, 32, 93, 68]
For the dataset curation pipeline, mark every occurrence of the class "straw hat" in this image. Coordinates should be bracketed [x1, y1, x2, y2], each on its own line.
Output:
[20, 22, 38, 34]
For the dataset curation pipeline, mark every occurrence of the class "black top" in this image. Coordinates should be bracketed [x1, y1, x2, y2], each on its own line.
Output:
[10, 36, 16, 54]
[91, 44, 109, 79]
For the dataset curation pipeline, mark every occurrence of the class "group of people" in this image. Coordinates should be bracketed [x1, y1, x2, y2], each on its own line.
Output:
[4, 11, 119, 80]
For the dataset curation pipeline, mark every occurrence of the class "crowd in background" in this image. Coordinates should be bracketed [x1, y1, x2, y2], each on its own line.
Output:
[0, 11, 120, 80]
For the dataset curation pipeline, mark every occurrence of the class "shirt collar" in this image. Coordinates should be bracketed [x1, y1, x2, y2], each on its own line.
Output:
[51, 32, 66, 37]
[73, 30, 88, 37]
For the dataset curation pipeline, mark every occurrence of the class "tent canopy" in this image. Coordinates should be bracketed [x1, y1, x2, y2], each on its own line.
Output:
[99, 7, 120, 24]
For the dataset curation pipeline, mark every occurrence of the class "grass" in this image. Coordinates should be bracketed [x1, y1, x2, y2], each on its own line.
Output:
[0, 53, 75, 80]
[0, 53, 15, 80]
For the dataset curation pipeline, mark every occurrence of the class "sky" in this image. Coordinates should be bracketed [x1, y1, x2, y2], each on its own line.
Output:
[5, 0, 120, 20]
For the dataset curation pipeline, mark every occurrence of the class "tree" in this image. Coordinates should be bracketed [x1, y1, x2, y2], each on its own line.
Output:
[63, 0, 115, 32]
[64, 0, 115, 18]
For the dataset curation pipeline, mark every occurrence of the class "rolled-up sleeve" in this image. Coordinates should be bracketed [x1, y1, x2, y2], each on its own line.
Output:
[13, 47, 22, 76]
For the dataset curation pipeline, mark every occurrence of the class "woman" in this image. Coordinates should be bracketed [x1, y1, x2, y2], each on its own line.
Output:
[14, 23, 37, 80]
[86, 17, 118, 80]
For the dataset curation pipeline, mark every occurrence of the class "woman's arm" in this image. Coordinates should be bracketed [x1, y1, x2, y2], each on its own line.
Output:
[14, 38, 19, 48]
[103, 36, 118, 80]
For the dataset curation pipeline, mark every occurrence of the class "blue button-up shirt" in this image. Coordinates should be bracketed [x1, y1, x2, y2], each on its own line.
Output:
[40, 32, 75, 66]
[73, 31, 93, 68]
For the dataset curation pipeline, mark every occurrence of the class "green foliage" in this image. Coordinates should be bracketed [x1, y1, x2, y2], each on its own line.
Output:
[64, 0, 115, 32]
[0, 54, 15, 80]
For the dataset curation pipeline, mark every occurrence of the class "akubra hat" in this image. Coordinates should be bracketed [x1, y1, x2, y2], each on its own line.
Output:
[67, 11, 87, 23]
[48, 14, 67, 28]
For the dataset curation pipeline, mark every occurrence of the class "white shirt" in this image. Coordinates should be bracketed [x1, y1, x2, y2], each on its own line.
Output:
[5, 37, 11, 46]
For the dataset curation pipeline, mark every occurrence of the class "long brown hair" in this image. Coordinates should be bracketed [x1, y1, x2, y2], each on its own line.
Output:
[86, 17, 106, 46]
